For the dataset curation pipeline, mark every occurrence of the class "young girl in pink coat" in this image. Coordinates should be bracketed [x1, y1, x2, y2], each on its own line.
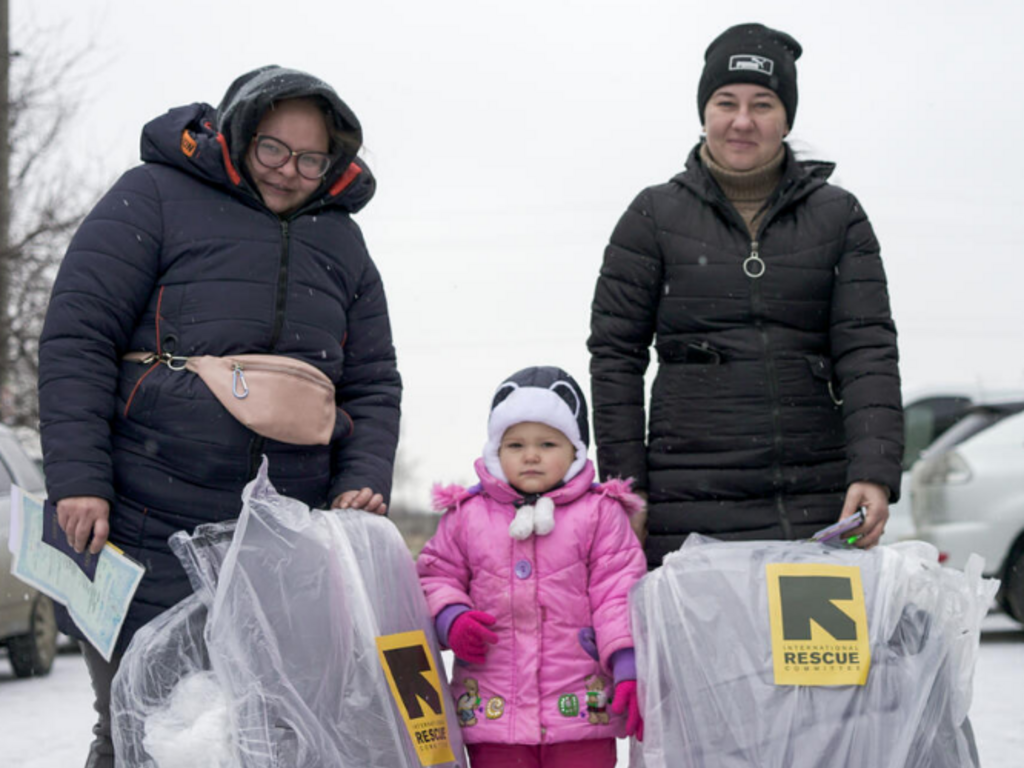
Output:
[417, 366, 647, 768]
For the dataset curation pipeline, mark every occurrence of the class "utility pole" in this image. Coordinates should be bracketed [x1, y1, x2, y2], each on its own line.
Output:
[0, 0, 10, 418]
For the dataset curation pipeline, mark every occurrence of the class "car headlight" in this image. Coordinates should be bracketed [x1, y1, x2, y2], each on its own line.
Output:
[916, 450, 973, 486]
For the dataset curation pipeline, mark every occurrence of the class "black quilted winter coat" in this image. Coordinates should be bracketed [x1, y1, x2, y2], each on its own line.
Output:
[38, 74, 401, 649]
[589, 144, 902, 568]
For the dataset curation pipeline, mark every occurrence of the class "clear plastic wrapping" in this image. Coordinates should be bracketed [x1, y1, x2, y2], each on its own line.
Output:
[630, 536, 998, 768]
[111, 460, 466, 767]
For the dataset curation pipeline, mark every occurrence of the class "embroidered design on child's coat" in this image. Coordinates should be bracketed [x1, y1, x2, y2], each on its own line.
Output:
[485, 696, 505, 720]
[457, 678, 481, 727]
[558, 693, 580, 717]
[584, 675, 610, 725]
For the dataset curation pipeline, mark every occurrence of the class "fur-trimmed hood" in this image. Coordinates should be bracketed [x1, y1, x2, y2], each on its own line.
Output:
[431, 459, 644, 517]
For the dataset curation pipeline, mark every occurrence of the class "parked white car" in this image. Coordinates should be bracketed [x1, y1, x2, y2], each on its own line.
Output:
[911, 403, 1024, 624]
[0, 424, 57, 676]
[881, 386, 1024, 545]
[880, 390, 975, 544]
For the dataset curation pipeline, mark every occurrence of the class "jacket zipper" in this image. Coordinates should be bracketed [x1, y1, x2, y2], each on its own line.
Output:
[231, 361, 334, 392]
[248, 435, 265, 479]
[746, 238, 792, 539]
[250, 219, 292, 479]
[700, 184, 797, 535]
[268, 220, 291, 351]
[745, 182, 800, 539]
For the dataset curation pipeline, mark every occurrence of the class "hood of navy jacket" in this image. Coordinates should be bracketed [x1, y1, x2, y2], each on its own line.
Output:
[140, 92, 375, 216]
[215, 66, 360, 168]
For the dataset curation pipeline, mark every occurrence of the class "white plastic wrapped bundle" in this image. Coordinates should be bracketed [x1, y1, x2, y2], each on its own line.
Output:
[111, 460, 466, 767]
[111, 594, 216, 768]
[630, 535, 998, 768]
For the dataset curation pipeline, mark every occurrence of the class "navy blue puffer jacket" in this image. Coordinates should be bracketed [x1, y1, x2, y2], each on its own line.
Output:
[38, 72, 401, 648]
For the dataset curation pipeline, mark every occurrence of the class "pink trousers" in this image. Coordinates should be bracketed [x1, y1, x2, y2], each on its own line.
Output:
[467, 738, 617, 768]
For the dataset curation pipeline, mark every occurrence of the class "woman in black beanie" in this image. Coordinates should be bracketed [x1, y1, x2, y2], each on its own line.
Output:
[588, 23, 903, 569]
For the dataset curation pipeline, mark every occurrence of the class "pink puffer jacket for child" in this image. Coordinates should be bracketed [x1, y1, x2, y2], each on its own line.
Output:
[417, 458, 646, 746]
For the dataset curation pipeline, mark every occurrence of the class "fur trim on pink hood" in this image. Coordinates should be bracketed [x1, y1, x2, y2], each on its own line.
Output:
[593, 477, 646, 517]
[431, 475, 645, 516]
[418, 459, 646, 746]
[431, 482, 478, 512]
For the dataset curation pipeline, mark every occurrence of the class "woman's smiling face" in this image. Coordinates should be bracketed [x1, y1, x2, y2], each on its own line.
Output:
[245, 98, 329, 215]
[703, 84, 788, 172]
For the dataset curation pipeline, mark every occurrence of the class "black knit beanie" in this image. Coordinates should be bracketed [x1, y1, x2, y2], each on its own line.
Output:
[697, 23, 802, 127]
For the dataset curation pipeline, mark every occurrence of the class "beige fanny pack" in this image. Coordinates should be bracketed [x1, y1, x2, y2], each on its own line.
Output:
[124, 352, 337, 445]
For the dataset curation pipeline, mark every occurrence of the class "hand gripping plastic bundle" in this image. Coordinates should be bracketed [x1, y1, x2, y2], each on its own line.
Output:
[111, 459, 466, 768]
[629, 535, 998, 768]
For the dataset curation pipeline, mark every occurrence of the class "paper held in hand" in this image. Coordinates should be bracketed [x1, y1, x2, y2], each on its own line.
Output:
[7, 486, 145, 661]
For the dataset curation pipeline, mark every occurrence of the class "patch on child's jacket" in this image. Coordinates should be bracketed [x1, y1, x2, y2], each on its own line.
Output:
[558, 693, 580, 717]
[584, 675, 610, 725]
[485, 696, 505, 720]
[456, 678, 481, 727]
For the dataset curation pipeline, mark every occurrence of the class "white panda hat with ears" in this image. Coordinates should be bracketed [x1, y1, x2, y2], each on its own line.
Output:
[483, 366, 590, 485]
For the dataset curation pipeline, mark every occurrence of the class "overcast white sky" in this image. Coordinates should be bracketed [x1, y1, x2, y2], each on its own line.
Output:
[18, 0, 1024, 507]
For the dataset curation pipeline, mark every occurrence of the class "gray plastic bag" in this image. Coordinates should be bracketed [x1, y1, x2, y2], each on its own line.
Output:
[630, 535, 997, 768]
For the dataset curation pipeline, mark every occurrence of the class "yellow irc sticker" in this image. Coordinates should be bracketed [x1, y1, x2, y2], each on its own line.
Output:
[376, 630, 455, 766]
[766, 563, 871, 686]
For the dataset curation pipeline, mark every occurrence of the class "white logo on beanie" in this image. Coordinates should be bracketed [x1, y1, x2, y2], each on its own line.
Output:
[729, 55, 774, 75]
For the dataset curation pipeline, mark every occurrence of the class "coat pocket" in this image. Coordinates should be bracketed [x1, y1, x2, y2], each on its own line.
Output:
[656, 338, 724, 365]
[805, 354, 842, 406]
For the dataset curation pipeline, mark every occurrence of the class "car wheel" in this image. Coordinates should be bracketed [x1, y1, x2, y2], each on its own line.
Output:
[7, 594, 58, 677]
[1005, 549, 1024, 625]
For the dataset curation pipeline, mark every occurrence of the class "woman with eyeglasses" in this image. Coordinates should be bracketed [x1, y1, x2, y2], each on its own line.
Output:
[38, 65, 401, 767]
[588, 24, 904, 569]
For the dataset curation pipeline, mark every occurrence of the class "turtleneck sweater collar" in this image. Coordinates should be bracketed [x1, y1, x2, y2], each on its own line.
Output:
[700, 142, 786, 237]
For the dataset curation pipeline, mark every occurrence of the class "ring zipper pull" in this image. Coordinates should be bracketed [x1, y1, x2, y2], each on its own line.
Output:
[163, 354, 189, 371]
[743, 241, 766, 279]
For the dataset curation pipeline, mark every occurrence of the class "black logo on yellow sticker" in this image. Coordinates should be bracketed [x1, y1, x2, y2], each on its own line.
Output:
[180, 130, 197, 158]
[376, 630, 455, 765]
[766, 563, 871, 686]
[779, 576, 857, 640]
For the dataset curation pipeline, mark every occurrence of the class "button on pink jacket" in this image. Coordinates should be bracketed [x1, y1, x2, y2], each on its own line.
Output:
[417, 458, 647, 745]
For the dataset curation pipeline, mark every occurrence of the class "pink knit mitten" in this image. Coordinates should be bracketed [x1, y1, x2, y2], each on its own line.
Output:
[448, 610, 498, 663]
[610, 680, 643, 741]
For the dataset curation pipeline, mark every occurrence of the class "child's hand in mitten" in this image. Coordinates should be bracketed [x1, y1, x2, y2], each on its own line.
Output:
[448, 610, 498, 663]
[611, 680, 643, 741]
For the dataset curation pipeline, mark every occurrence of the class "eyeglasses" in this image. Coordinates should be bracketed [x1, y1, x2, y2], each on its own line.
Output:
[252, 135, 332, 180]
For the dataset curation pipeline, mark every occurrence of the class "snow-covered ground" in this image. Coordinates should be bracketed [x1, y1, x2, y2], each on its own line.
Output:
[2, 612, 1021, 767]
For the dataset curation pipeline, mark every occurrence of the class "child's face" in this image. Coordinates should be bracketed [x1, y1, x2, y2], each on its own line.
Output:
[498, 422, 576, 494]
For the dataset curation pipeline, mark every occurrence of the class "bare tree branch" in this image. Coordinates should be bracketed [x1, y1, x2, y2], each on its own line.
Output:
[1, 19, 105, 427]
